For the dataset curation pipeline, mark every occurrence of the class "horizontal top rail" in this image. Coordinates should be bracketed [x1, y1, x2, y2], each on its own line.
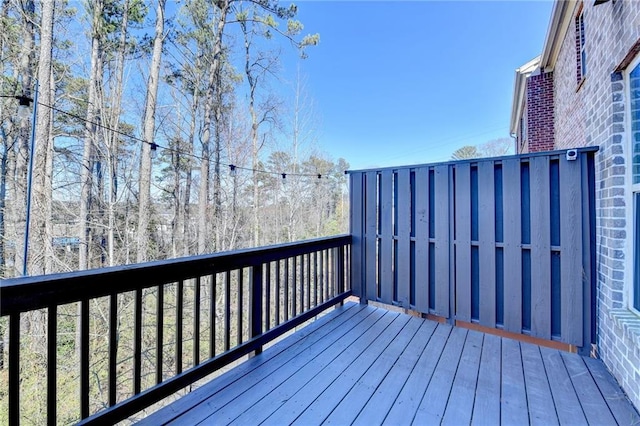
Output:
[346, 146, 599, 174]
[0, 234, 351, 316]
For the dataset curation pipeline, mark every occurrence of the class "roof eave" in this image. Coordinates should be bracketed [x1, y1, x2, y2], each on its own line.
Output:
[540, 0, 579, 71]
[509, 56, 541, 135]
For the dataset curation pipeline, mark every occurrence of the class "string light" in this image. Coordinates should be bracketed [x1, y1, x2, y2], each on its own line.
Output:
[0, 95, 337, 180]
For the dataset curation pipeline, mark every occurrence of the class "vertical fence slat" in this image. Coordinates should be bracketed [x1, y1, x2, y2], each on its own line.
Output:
[9, 313, 19, 425]
[350, 172, 364, 298]
[176, 280, 184, 374]
[434, 165, 450, 318]
[156, 284, 164, 384]
[560, 158, 583, 346]
[365, 172, 378, 301]
[502, 159, 523, 333]
[134, 289, 142, 394]
[380, 170, 394, 303]
[530, 156, 552, 340]
[581, 152, 594, 353]
[478, 161, 497, 328]
[109, 294, 117, 406]
[81, 300, 89, 418]
[194, 277, 201, 366]
[455, 163, 472, 322]
[47, 307, 57, 425]
[396, 169, 411, 307]
[414, 167, 430, 313]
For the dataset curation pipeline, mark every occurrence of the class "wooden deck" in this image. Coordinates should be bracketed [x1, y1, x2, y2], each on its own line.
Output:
[139, 302, 640, 425]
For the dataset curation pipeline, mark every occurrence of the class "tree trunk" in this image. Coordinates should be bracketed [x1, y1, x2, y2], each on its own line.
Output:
[10, 0, 36, 275]
[198, 0, 228, 254]
[107, 0, 130, 266]
[31, 0, 55, 275]
[137, 0, 165, 263]
[79, 0, 103, 270]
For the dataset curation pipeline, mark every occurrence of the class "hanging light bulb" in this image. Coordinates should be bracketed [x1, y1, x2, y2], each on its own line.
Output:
[150, 142, 158, 159]
[281, 173, 287, 185]
[229, 164, 236, 176]
[317, 174, 322, 179]
[17, 95, 32, 119]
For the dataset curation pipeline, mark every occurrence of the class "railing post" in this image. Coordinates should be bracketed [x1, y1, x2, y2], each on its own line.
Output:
[9, 313, 20, 426]
[250, 264, 263, 355]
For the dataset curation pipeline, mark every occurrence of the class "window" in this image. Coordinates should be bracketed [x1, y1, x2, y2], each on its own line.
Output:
[635, 194, 640, 310]
[576, 8, 586, 82]
[628, 57, 640, 311]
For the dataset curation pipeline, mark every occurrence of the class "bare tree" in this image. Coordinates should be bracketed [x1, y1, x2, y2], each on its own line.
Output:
[137, 0, 166, 262]
[31, 0, 55, 275]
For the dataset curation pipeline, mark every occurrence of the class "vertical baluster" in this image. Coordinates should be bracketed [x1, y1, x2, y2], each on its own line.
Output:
[210, 274, 215, 358]
[194, 277, 201, 366]
[134, 289, 142, 395]
[346, 244, 351, 292]
[9, 313, 19, 425]
[176, 280, 184, 374]
[275, 261, 281, 325]
[109, 294, 117, 406]
[292, 256, 297, 316]
[337, 247, 341, 295]
[225, 271, 231, 351]
[328, 249, 333, 298]
[237, 269, 244, 345]
[313, 251, 318, 307]
[47, 307, 57, 425]
[156, 285, 164, 385]
[80, 300, 89, 418]
[250, 264, 263, 355]
[300, 255, 305, 313]
[265, 263, 271, 330]
[284, 258, 289, 321]
[320, 250, 325, 303]
[306, 253, 311, 310]
[47, 308, 57, 425]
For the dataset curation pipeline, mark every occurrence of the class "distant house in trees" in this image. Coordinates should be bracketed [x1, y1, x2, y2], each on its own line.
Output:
[510, 0, 640, 410]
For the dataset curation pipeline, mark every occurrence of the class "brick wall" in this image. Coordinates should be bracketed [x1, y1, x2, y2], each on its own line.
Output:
[526, 71, 555, 152]
[551, 0, 640, 410]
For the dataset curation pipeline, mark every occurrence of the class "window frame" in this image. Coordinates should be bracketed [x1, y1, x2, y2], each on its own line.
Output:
[576, 6, 586, 83]
[625, 53, 640, 314]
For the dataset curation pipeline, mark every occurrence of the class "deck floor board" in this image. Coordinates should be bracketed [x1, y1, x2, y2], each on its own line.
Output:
[141, 304, 640, 425]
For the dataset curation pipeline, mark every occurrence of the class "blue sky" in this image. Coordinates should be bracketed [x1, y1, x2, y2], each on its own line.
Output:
[279, 1, 554, 170]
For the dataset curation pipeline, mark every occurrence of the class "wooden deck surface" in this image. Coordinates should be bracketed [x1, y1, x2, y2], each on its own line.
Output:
[139, 302, 640, 425]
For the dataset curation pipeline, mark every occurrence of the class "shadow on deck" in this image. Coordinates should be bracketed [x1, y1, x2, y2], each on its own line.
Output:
[140, 302, 640, 425]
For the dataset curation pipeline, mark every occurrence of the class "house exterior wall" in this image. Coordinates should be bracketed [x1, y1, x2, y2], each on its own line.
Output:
[553, 13, 586, 150]
[550, 0, 640, 409]
[526, 71, 555, 152]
